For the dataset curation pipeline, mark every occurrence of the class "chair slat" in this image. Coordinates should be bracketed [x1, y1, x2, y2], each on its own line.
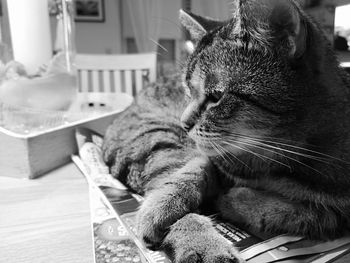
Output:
[124, 70, 133, 96]
[80, 70, 89, 92]
[91, 70, 99, 92]
[77, 71, 82, 92]
[135, 70, 143, 93]
[113, 71, 122, 93]
[75, 53, 157, 96]
[148, 68, 156, 83]
[103, 71, 111, 92]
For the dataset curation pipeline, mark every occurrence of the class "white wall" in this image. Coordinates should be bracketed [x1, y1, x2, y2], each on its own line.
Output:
[192, 0, 232, 20]
[122, 0, 182, 40]
[75, 0, 122, 54]
[53, 0, 350, 55]
[74, 0, 183, 54]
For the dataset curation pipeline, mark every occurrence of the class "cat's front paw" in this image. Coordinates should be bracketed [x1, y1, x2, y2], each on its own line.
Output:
[137, 191, 192, 249]
[174, 246, 242, 263]
[163, 213, 244, 263]
[137, 205, 166, 249]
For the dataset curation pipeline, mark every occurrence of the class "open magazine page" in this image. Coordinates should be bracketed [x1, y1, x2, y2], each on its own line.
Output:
[89, 185, 148, 263]
[73, 128, 170, 263]
[73, 127, 350, 263]
[213, 215, 350, 263]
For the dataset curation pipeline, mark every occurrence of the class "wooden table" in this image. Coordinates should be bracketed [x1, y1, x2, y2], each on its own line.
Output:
[1, 162, 350, 263]
[0, 163, 94, 263]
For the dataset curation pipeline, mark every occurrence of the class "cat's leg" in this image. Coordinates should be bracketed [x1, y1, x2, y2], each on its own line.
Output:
[218, 187, 341, 239]
[163, 213, 244, 263]
[137, 156, 218, 248]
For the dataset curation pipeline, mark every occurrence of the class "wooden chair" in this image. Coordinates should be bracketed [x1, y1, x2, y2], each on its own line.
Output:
[74, 53, 157, 96]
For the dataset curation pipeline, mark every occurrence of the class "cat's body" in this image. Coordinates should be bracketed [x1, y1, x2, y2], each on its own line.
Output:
[103, 0, 350, 262]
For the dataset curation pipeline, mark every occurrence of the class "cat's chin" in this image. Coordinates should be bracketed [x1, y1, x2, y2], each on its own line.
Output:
[197, 145, 218, 157]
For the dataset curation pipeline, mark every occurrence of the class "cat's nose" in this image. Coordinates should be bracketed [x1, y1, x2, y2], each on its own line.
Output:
[181, 99, 205, 132]
[181, 122, 193, 132]
[181, 112, 195, 132]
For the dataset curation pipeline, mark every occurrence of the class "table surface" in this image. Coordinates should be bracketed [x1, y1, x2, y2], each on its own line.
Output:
[1, 162, 350, 263]
[0, 163, 94, 263]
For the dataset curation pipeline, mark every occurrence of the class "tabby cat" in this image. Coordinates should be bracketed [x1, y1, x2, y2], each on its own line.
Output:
[102, 0, 350, 262]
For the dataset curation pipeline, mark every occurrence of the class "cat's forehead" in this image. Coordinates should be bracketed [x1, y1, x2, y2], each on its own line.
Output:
[185, 38, 282, 95]
[216, 20, 272, 53]
[187, 41, 251, 79]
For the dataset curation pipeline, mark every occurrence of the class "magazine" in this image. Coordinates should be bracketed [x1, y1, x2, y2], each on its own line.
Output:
[72, 127, 350, 263]
[87, 184, 169, 263]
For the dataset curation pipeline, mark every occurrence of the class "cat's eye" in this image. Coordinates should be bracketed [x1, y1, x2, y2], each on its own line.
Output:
[207, 91, 223, 103]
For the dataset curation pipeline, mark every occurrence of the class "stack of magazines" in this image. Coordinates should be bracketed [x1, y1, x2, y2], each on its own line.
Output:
[72, 127, 350, 263]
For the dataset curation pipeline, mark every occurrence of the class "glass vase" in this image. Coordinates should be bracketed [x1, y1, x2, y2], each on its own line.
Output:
[0, 0, 78, 134]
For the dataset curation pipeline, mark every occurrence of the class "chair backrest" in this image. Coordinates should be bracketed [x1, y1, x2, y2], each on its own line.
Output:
[75, 52, 157, 96]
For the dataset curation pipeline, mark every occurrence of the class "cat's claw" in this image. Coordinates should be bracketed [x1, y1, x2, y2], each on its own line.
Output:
[163, 213, 245, 263]
[177, 251, 200, 263]
[176, 250, 241, 263]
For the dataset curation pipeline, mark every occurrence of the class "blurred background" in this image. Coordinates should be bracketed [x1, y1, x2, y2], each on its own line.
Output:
[0, 0, 349, 78]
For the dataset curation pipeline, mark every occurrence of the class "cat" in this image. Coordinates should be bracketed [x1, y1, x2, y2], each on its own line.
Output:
[102, 0, 350, 262]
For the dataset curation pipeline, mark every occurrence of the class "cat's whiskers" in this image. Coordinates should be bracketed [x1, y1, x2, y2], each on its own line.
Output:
[149, 38, 168, 53]
[225, 137, 328, 177]
[213, 141, 252, 170]
[232, 133, 349, 165]
[198, 131, 252, 169]
[214, 122, 348, 166]
[216, 123, 348, 165]
[228, 134, 349, 174]
[210, 124, 294, 169]
[198, 126, 344, 176]
[213, 143, 242, 168]
[209, 140, 233, 165]
[219, 139, 266, 163]
[221, 140, 292, 170]
[148, 39, 186, 69]
[232, 135, 333, 165]
[235, 144, 267, 163]
[215, 121, 317, 147]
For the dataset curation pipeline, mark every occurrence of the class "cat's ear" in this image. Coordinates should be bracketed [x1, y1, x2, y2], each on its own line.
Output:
[269, 0, 306, 58]
[179, 9, 225, 43]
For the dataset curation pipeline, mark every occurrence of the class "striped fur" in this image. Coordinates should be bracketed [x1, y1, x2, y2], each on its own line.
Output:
[103, 1, 350, 262]
[103, 75, 194, 194]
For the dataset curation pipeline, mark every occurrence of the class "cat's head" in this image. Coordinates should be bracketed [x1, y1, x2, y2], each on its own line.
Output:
[179, 0, 336, 160]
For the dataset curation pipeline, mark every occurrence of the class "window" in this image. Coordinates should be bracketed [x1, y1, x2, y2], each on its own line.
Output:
[334, 4, 350, 51]
[126, 38, 177, 77]
[126, 38, 175, 61]
[156, 39, 176, 63]
[126, 38, 138, 53]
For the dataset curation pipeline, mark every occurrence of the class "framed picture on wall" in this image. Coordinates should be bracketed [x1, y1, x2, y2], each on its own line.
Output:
[74, 0, 105, 22]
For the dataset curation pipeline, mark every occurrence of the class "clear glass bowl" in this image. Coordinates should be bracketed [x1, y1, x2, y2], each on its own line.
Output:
[0, 92, 133, 135]
[0, 101, 87, 135]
